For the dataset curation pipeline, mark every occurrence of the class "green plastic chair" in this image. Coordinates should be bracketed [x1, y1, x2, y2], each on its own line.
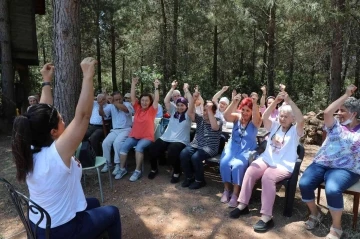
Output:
[75, 143, 113, 203]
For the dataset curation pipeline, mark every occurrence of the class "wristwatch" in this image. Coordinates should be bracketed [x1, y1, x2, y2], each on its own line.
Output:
[42, 82, 51, 87]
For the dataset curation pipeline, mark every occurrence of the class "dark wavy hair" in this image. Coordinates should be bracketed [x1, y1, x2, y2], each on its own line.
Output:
[12, 104, 60, 182]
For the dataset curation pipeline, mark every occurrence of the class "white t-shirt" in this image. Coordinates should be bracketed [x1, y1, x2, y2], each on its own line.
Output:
[26, 142, 87, 228]
[257, 121, 300, 173]
[160, 104, 192, 145]
[215, 109, 226, 125]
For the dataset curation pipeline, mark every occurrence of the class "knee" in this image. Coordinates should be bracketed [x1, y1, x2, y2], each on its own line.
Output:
[325, 185, 343, 197]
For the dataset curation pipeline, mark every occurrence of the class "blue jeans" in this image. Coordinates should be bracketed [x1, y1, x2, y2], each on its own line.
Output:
[299, 163, 360, 210]
[31, 198, 121, 239]
[119, 137, 152, 154]
[180, 146, 211, 182]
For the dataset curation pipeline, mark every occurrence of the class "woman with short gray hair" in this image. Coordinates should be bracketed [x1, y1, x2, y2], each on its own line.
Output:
[299, 85, 360, 239]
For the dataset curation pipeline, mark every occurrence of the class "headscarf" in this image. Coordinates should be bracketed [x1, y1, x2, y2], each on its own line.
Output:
[173, 97, 188, 123]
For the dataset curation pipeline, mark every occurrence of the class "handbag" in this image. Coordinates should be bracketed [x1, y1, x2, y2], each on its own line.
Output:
[78, 140, 96, 168]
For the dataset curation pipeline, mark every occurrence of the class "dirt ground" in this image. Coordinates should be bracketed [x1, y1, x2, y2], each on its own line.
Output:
[1, 134, 360, 239]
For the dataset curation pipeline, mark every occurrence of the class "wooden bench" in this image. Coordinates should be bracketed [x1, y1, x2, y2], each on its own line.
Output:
[317, 181, 360, 229]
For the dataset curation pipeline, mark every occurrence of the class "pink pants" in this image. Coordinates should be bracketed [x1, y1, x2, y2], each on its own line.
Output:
[238, 159, 291, 216]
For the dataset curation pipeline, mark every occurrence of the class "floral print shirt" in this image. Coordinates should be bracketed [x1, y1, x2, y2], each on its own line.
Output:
[314, 120, 360, 175]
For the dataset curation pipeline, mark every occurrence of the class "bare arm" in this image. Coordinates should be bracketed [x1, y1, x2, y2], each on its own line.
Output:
[323, 85, 357, 128]
[284, 93, 304, 136]
[56, 57, 96, 167]
[212, 86, 229, 106]
[113, 101, 129, 113]
[251, 94, 262, 128]
[152, 79, 160, 109]
[130, 77, 138, 105]
[184, 83, 195, 121]
[39, 63, 55, 104]
[164, 80, 177, 111]
[262, 92, 283, 131]
[207, 102, 220, 131]
[224, 93, 241, 122]
[260, 85, 266, 108]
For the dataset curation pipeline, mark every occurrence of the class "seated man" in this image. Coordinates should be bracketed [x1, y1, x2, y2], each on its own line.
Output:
[100, 92, 134, 176]
[83, 93, 110, 155]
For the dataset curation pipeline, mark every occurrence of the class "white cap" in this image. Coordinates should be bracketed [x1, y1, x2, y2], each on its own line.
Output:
[124, 93, 131, 98]
[219, 97, 229, 105]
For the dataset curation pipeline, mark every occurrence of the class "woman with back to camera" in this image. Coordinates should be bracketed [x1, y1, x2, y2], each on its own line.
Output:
[12, 58, 121, 239]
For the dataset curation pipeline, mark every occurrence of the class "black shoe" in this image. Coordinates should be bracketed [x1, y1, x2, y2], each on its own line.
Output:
[229, 207, 250, 219]
[170, 173, 181, 184]
[188, 180, 206, 189]
[253, 219, 274, 232]
[181, 178, 195, 187]
[148, 169, 158, 179]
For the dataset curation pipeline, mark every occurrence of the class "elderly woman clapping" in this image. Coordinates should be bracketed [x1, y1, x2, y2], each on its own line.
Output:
[299, 85, 360, 239]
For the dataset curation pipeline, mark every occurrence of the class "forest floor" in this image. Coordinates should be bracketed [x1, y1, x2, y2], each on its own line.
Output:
[1, 134, 360, 239]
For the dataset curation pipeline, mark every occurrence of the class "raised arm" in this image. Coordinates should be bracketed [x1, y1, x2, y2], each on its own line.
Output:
[323, 84, 357, 128]
[260, 85, 266, 108]
[39, 63, 55, 104]
[262, 92, 283, 131]
[184, 83, 195, 121]
[212, 86, 229, 106]
[251, 93, 262, 128]
[164, 80, 177, 111]
[56, 57, 96, 167]
[152, 79, 160, 109]
[207, 101, 220, 131]
[130, 77, 138, 105]
[284, 93, 304, 136]
[224, 93, 241, 122]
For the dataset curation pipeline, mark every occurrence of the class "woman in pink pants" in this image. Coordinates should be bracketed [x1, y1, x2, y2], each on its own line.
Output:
[229, 92, 304, 233]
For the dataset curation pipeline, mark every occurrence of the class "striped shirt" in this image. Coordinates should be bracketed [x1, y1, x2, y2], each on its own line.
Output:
[191, 114, 222, 156]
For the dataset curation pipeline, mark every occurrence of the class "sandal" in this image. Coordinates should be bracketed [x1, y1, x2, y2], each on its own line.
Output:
[326, 226, 343, 239]
[304, 213, 323, 230]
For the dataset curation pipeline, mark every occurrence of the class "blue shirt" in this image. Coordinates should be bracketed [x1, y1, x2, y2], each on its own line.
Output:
[104, 102, 134, 129]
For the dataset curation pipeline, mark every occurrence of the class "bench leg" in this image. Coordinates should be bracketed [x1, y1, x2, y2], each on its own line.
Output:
[353, 193, 359, 230]
[317, 187, 321, 205]
[96, 167, 104, 203]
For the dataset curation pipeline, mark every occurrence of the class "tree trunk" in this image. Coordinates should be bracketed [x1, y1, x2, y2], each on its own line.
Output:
[171, 0, 179, 78]
[111, 22, 118, 92]
[95, 0, 101, 92]
[0, 0, 16, 123]
[261, 27, 268, 85]
[250, 26, 256, 82]
[287, 38, 295, 94]
[213, 24, 218, 87]
[160, 0, 168, 93]
[52, 0, 81, 125]
[267, 3, 276, 97]
[122, 56, 125, 95]
[341, 31, 352, 89]
[42, 35, 47, 65]
[16, 64, 30, 114]
[355, 47, 360, 98]
[329, 0, 345, 102]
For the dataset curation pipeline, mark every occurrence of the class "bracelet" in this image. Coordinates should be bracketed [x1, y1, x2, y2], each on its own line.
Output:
[42, 82, 51, 87]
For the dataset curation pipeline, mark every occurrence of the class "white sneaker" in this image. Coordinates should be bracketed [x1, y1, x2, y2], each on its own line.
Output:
[112, 164, 120, 175]
[101, 164, 109, 173]
[115, 168, 128, 180]
[129, 170, 142, 182]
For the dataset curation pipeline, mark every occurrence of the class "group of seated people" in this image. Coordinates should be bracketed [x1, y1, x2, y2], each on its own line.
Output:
[15, 58, 360, 238]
